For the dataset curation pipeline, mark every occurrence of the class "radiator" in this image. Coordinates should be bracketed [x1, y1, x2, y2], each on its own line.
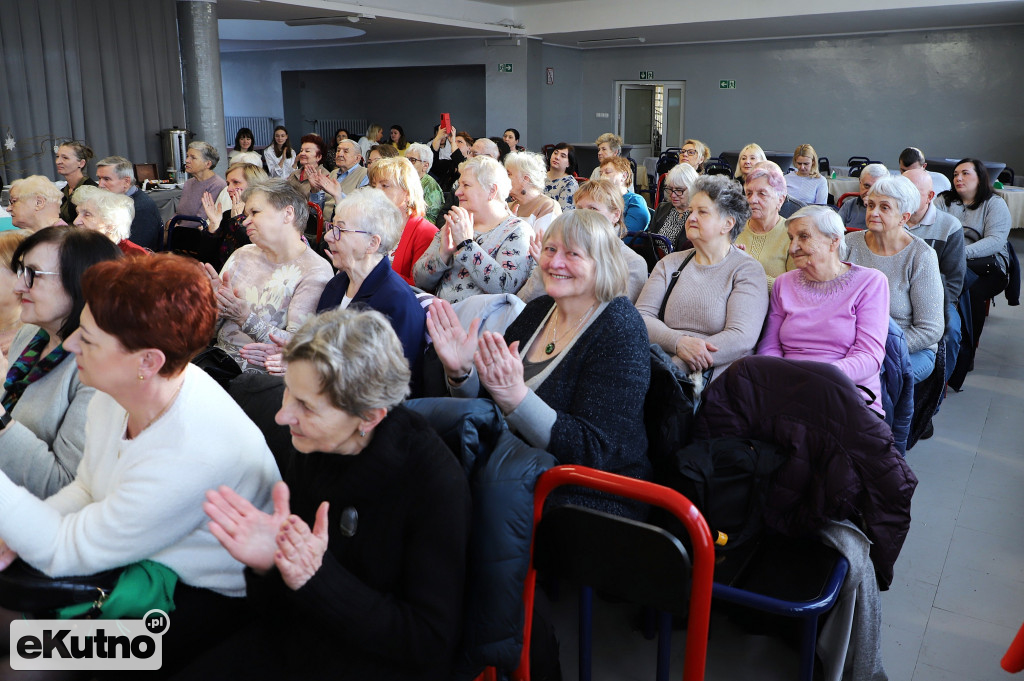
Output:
[225, 116, 277, 147]
[306, 119, 369, 143]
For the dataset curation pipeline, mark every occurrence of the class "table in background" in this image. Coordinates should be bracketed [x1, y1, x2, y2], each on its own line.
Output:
[642, 156, 659, 180]
[827, 177, 860, 202]
[147, 187, 183, 223]
[995, 186, 1024, 230]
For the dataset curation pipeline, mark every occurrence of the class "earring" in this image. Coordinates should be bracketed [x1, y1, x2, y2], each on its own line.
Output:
[138, 373, 145, 381]
[520, 189, 527, 196]
[359, 430, 366, 438]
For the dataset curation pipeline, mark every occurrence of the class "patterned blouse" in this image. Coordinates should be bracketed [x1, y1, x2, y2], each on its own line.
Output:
[413, 216, 535, 303]
[215, 244, 333, 371]
[544, 176, 579, 211]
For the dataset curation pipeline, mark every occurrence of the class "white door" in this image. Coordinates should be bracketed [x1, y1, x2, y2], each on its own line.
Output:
[616, 80, 686, 159]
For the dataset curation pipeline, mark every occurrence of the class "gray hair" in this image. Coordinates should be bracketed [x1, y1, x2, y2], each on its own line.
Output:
[241, 179, 308, 231]
[188, 140, 220, 167]
[787, 204, 846, 241]
[96, 156, 135, 181]
[405, 143, 433, 171]
[692, 175, 751, 241]
[665, 162, 699, 195]
[283, 307, 411, 417]
[594, 132, 622, 154]
[472, 138, 500, 159]
[10, 175, 62, 205]
[542, 209, 628, 302]
[504, 151, 548, 193]
[334, 188, 405, 253]
[462, 155, 512, 202]
[72, 185, 135, 242]
[861, 163, 889, 181]
[866, 175, 921, 216]
[338, 138, 362, 158]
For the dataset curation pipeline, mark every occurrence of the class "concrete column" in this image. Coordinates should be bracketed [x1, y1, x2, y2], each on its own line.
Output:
[177, 0, 228, 176]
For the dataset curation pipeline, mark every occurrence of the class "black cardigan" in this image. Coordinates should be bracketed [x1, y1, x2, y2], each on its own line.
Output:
[504, 296, 653, 512]
[237, 406, 472, 680]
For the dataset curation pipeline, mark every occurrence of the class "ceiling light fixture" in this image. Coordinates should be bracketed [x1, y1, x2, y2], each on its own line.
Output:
[576, 36, 647, 46]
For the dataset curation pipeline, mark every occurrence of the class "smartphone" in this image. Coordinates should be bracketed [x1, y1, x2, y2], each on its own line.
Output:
[440, 113, 452, 136]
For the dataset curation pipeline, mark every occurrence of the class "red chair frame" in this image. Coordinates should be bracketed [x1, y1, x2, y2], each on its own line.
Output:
[513, 465, 715, 681]
[307, 201, 325, 243]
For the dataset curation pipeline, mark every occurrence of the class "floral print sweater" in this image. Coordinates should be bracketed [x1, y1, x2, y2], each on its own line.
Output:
[413, 216, 535, 303]
[215, 244, 333, 371]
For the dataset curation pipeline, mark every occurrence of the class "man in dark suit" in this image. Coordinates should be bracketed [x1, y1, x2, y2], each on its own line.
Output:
[96, 156, 162, 251]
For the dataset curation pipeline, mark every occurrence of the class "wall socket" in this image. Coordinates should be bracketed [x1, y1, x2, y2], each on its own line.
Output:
[595, 112, 610, 118]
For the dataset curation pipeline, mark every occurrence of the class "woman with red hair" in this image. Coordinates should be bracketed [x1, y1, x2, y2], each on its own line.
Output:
[0, 254, 280, 675]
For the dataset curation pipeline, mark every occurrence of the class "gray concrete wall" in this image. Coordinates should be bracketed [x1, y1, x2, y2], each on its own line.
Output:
[575, 25, 1024, 170]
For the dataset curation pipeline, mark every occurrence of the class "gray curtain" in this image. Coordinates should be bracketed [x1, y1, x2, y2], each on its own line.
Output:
[0, 0, 185, 183]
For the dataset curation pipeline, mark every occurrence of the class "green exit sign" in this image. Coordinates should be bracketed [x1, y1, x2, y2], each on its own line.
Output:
[719, 80, 737, 89]
[639, 71, 654, 80]
[498, 63, 513, 73]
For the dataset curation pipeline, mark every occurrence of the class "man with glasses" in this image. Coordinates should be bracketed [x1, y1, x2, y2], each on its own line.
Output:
[95, 156, 162, 251]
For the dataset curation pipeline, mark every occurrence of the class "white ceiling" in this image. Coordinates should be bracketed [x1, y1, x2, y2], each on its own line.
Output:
[216, 0, 1024, 51]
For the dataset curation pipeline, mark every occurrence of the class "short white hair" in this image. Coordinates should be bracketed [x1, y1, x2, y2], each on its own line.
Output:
[665, 163, 699, 195]
[405, 143, 433, 172]
[866, 175, 921, 216]
[334, 188, 405, 253]
[503, 151, 547, 192]
[861, 163, 889, 181]
[463, 156, 511, 201]
[72, 185, 134, 241]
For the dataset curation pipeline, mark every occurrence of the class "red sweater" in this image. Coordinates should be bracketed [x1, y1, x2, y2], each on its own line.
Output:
[392, 214, 438, 286]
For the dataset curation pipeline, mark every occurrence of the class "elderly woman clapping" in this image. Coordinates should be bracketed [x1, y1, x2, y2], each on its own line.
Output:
[846, 175, 943, 383]
[190, 308, 470, 679]
[209, 179, 332, 372]
[651, 162, 699, 250]
[72, 185, 148, 256]
[429, 210, 651, 517]
[735, 161, 795, 289]
[758, 205, 890, 415]
[414, 155, 534, 303]
[636, 175, 768, 380]
[505, 151, 562, 235]
[7, 176, 66, 232]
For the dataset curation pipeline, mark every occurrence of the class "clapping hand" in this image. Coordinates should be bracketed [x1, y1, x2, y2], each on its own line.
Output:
[203, 264, 250, 324]
[205, 481, 293, 574]
[201, 191, 223, 233]
[274, 502, 329, 591]
[475, 331, 528, 413]
[426, 299, 480, 380]
[446, 206, 474, 245]
[318, 172, 343, 200]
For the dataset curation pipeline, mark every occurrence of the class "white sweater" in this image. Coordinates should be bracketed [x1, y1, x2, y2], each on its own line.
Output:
[0, 365, 281, 597]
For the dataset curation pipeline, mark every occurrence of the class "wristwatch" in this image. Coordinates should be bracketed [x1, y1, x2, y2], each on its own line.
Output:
[457, 238, 474, 252]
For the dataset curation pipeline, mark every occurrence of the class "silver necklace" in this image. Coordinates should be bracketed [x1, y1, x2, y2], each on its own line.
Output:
[544, 302, 598, 355]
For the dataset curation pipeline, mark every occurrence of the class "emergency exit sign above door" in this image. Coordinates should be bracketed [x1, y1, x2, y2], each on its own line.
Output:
[639, 71, 654, 80]
[719, 80, 736, 89]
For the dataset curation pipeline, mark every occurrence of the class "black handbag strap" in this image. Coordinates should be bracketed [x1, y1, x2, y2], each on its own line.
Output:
[659, 251, 697, 321]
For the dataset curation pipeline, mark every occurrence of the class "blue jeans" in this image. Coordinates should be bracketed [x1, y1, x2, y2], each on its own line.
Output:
[909, 348, 936, 384]
[944, 301, 962, 384]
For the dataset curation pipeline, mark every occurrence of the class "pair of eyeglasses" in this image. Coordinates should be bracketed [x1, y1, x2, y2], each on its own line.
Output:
[16, 265, 59, 288]
[680, 149, 699, 157]
[666, 187, 687, 196]
[328, 224, 369, 241]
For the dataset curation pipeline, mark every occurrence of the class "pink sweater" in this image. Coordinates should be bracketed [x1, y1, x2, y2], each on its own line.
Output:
[757, 263, 890, 415]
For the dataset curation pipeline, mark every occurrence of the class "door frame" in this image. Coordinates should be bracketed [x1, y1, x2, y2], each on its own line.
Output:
[614, 80, 686, 154]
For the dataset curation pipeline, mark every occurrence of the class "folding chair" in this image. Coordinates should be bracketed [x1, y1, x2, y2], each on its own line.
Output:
[517, 465, 715, 681]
